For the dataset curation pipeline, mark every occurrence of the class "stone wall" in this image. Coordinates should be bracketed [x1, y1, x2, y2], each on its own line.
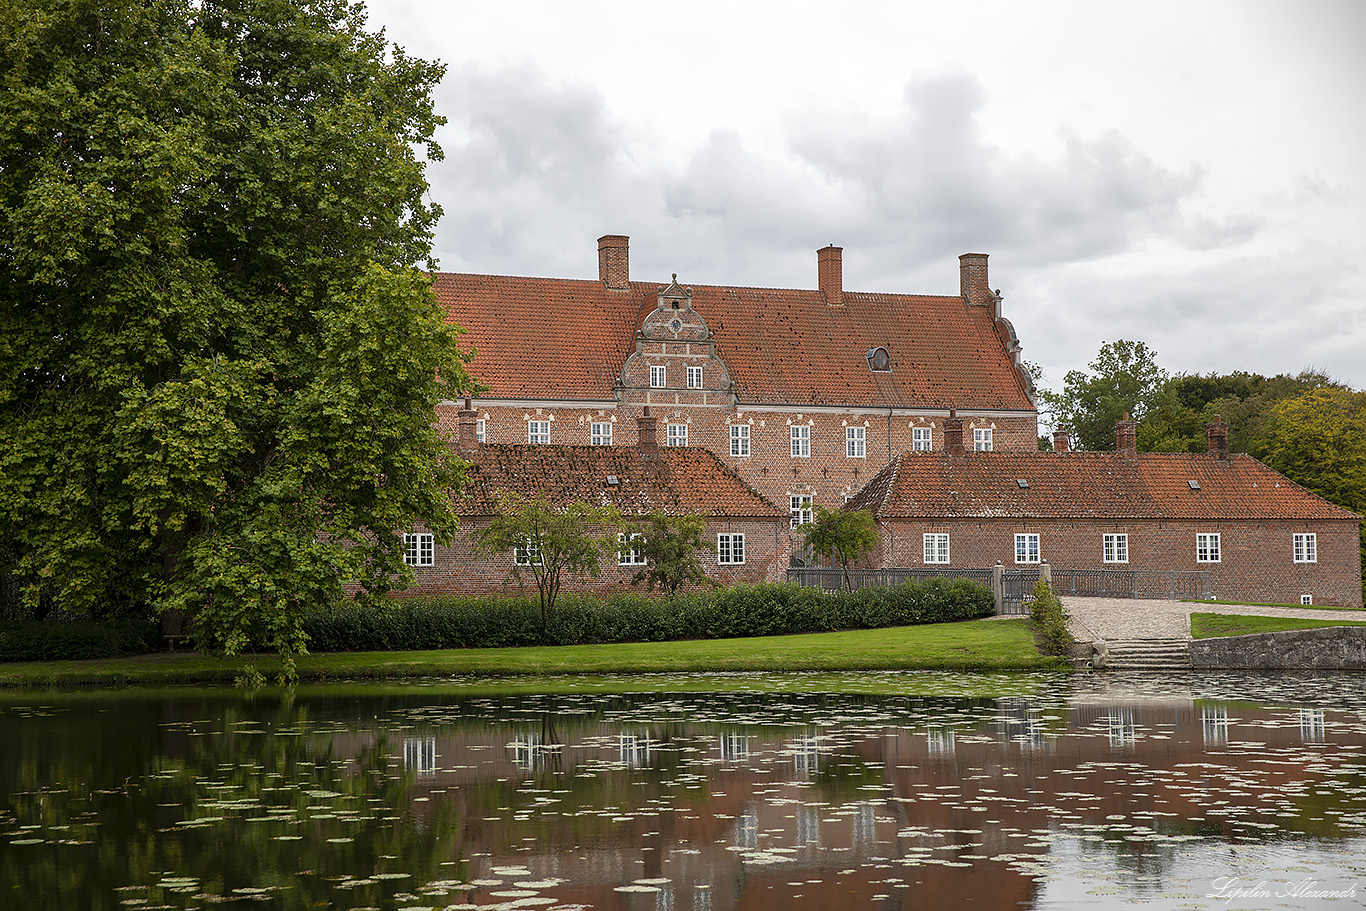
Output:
[1190, 627, 1366, 670]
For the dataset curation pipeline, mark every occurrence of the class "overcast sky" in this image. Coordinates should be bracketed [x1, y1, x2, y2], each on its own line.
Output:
[366, 0, 1366, 393]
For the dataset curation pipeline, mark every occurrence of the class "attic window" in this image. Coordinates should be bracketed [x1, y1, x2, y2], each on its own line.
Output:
[606, 475, 619, 487]
[1016, 479, 1029, 489]
[671, 301, 679, 309]
[1188, 480, 1201, 490]
[866, 347, 890, 371]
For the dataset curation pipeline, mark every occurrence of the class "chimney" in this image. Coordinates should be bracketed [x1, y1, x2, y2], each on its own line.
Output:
[1207, 414, 1230, 459]
[1115, 412, 1137, 457]
[818, 245, 843, 307]
[943, 409, 965, 455]
[637, 406, 657, 455]
[1052, 429, 1070, 453]
[597, 234, 629, 289]
[458, 397, 480, 453]
[959, 252, 999, 311]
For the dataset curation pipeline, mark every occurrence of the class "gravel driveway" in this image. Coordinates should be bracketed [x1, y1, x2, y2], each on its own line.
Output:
[1062, 597, 1366, 641]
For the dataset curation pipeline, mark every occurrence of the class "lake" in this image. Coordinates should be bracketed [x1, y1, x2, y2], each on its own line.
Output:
[2, 671, 1364, 909]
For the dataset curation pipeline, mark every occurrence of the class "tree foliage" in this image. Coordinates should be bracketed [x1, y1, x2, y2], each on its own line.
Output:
[803, 507, 880, 589]
[0, 0, 469, 679]
[471, 495, 622, 623]
[628, 512, 714, 596]
[1041, 340, 1168, 451]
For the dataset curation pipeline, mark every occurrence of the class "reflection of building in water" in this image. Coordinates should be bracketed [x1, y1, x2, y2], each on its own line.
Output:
[719, 733, 750, 763]
[1300, 709, 1326, 742]
[511, 732, 560, 771]
[693, 884, 712, 911]
[1107, 708, 1136, 748]
[620, 732, 651, 768]
[852, 802, 877, 844]
[402, 736, 437, 775]
[1201, 706, 1228, 747]
[927, 726, 956, 758]
[656, 887, 675, 911]
[790, 734, 823, 778]
[996, 698, 1046, 750]
[796, 804, 822, 847]
[736, 806, 759, 848]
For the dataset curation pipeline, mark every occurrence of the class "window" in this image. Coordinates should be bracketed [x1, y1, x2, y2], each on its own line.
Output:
[687, 366, 703, 389]
[1196, 533, 1221, 563]
[590, 422, 612, 446]
[527, 420, 550, 444]
[667, 423, 688, 447]
[717, 533, 745, 565]
[790, 494, 813, 529]
[1103, 533, 1128, 563]
[475, 419, 486, 443]
[973, 428, 993, 451]
[1293, 533, 1317, 563]
[515, 538, 542, 566]
[403, 533, 433, 566]
[730, 424, 750, 457]
[912, 427, 932, 451]
[618, 533, 646, 566]
[846, 426, 865, 458]
[650, 365, 666, 388]
[1014, 533, 1040, 564]
[1301, 594, 1314, 605]
[923, 533, 950, 564]
[790, 425, 810, 458]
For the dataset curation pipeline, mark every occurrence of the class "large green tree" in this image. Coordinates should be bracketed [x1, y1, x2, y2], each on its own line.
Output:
[1042, 339, 1168, 451]
[0, 0, 470, 678]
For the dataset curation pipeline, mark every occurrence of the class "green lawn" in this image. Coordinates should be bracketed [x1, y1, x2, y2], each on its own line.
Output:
[1184, 598, 1365, 612]
[0, 619, 1061, 688]
[1191, 612, 1366, 639]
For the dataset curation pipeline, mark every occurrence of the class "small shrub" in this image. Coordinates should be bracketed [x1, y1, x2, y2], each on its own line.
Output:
[1028, 579, 1073, 656]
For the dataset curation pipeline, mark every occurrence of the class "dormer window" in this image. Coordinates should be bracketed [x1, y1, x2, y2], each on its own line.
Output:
[866, 347, 890, 371]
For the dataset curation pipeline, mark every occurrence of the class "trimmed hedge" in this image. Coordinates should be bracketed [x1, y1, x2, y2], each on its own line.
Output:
[0, 618, 161, 662]
[302, 578, 995, 653]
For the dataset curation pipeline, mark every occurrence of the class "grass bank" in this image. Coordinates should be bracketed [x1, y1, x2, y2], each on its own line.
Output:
[0, 619, 1060, 688]
[1184, 598, 1365, 612]
[1191, 612, 1366, 639]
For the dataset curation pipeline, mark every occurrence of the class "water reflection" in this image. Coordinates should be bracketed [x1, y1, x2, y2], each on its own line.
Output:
[2, 672, 1366, 910]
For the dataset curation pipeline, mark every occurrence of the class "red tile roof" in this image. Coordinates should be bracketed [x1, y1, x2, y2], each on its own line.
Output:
[454, 444, 785, 518]
[848, 451, 1361, 522]
[432, 273, 1034, 410]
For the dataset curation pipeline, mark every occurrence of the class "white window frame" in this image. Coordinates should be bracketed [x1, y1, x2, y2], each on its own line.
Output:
[515, 538, 542, 566]
[618, 533, 646, 566]
[846, 426, 865, 458]
[667, 423, 688, 447]
[973, 428, 993, 451]
[1301, 594, 1314, 605]
[1103, 533, 1128, 564]
[912, 427, 932, 451]
[527, 420, 550, 444]
[1293, 533, 1317, 563]
[1014, 533, 1040, 564]
[730, 424, 750, 457]
[650, 364, 666, 388]
[475, 419, 486, 443]
[790, 494, 813, 529]
[590, 422, 612, 446]
[923, 533, 950, 564]
[687, 365, 703, 389]
[1196, 533, 1221, 563]
[790, 425, 810, 458]
[717, 533, 746, 565]
[403, 533, 433, 567]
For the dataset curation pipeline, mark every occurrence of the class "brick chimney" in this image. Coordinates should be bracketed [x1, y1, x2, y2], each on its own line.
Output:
[598, 234, 629, 289]
[943, 409, 965, 455]
[1115, 412, 1137, 457]
[1207, 414, 1230, 459]
[959, 253, 994, 309]
[818, 245, 843, 307]
[637, 406, 657, 455]
[1052, 429, 1070, 453]
[458, 397, 480, 453]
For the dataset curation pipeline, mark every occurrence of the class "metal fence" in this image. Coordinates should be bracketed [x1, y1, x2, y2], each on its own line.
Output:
[785, 567, 993, 591]
[1049, 569, 1209, 601]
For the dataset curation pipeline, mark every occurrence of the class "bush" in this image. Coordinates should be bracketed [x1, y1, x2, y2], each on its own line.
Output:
[301, 579, 996, 653]
[1028, 579, 1074, 656]
[0, 618, 161, 662]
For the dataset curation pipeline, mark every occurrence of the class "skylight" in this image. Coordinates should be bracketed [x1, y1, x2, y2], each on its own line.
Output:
[1188, 480, 1201, 490]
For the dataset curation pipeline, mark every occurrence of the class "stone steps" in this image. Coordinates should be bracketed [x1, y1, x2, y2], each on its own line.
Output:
[1098, 638, 1192, 671]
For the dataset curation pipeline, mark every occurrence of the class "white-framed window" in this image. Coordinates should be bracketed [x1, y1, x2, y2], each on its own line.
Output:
[403, 533, 433, 567]
[923, 533, 950, 564]
[590, 422, 612, 446]
[515, 538, 542, 566]
[667, 423, 688, 447]
[1103, 533, 1128, 563]
[973, 428, 993, 451]
[618, 533, 646, 566]
[912, 427, 932, 451]
[717, 533, 745, 565]
[527, 420, 550, 444]
[846, 426, 865, 458]
[650, 364, 666, 388]
[1293, 533, 1317, 563]
[687, 366, 703, 389]
[1196, 533, 1221, 563]
[1301, 594, 1314, 605]
[475, 419, 486, 443]
[730, 424, 750, 457]
[1015, 533, 1040, 564]
[790, 494, 813, 529]
[790, 425, 810, 458]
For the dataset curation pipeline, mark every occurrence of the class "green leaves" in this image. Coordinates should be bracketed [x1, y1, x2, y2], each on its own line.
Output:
[803, 508, 879, 589]
[628, 512, 713, 596]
